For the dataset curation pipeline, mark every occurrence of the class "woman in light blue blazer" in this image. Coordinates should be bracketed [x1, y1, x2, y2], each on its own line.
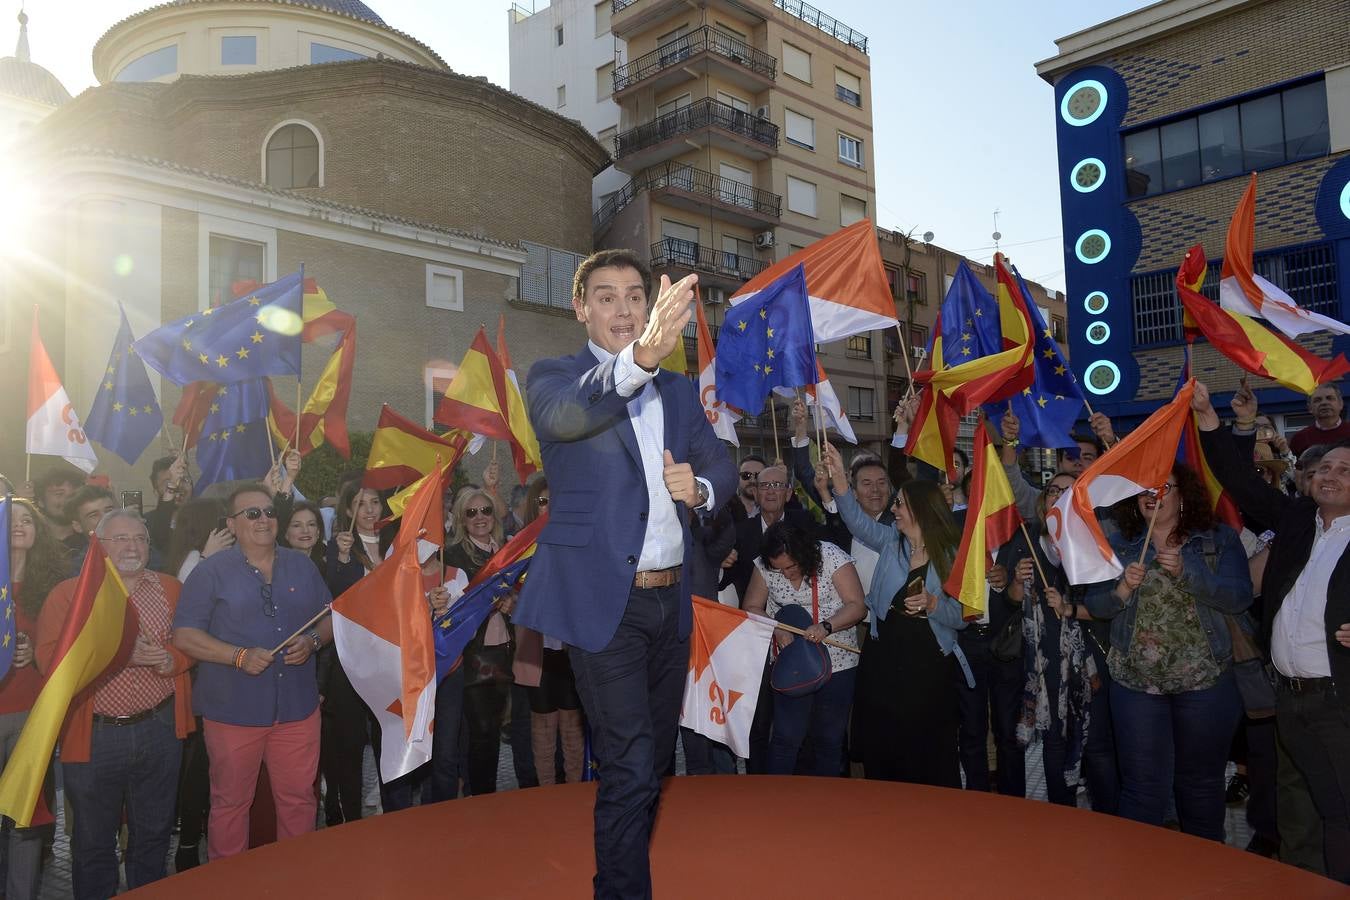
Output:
[823, 443, 970, 786]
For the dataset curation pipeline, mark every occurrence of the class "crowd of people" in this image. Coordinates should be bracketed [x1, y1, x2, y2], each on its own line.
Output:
[2, 359, 1348, 897]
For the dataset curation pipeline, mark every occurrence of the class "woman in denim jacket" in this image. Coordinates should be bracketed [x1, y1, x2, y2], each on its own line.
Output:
[822, 443, 971, 786]
[1084, 463, 1251, 841]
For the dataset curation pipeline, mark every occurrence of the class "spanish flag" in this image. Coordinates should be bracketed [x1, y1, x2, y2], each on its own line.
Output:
[1178, 245, 1350, 395]
[0, 541, 136, 827]
[364, 404, 469, 491]
[943, 423, 1021, 619]
[435, 328, 541, 481]
[1177, 346, 1242, 532]
[267, 326, 357, 457]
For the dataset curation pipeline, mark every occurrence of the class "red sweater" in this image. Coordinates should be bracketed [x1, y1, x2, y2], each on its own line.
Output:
[1289, 419, 1350, 456]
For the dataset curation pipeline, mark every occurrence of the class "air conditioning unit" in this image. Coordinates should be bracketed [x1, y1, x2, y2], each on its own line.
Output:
[755, 231, 775, 249]
[703, 287, 725, 305]
[754, 105, 770, 119]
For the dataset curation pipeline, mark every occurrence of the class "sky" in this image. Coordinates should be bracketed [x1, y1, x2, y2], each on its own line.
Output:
[4, 0, 1150, 293]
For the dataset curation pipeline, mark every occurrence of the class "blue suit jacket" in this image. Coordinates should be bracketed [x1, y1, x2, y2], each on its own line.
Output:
[514, 344, 737, 652]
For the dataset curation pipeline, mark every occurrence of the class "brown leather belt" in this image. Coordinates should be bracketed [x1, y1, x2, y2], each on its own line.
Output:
[634, 566, 681, 589]
[92, 696, 172, 727]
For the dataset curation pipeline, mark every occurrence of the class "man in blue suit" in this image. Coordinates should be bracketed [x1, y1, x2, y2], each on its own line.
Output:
[515, 249, 736, 899]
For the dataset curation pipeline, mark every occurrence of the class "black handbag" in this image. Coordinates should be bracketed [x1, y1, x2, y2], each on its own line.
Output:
[463, 641, 514, 688]
[990, 613, 1023, 663]
[1226, 615, 1276, 719]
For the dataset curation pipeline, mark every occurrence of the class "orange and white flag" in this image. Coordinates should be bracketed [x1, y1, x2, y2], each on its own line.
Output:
[681, 597, 776, 757]
[1046, 380, 1194, 584]
[27, 317, 97, 473]
[1219, 174, 1350, 338]
[695, 297, 739, 445]
[774, 361, 856, 444]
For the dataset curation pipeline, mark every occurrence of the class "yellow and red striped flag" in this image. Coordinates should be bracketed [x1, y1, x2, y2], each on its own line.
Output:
[364, 404, 469, 491]
[943, 423, 1022, 619]
[0, 541, 136, 826]
[434, 328, 541, 481]
[1178, 245, 1350, 395]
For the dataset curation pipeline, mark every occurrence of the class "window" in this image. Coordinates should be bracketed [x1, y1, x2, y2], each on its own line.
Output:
[1124, 79, 1328, 198]
[594, 0, 610, 36]
[721, 234, 754, 269]
[840, 193, 866, 227]
[909, 324, 929, 356]
[1051, 315, 1066, 342]
[555, 25, 564, 46]
[208, 236, 265, 307]
[520, 241, 586, 311]
[596, 62, 614, 100]
[221, 36, 257, 66]
[782, 42, 811, 83]
[884, 265, 901, 300]
[310, 42, 365, 64]
[786, 176, 817, 217]
[846, 334, 871, 359]
[846, 386, 875, 421]
[115, 45, 177, 82]
[718, 162, 754, 207]
[265, 123, 320, 189]
[784, 109, 814, 149]
[662, 218, 699, 246]
[557, 84, 566, 108]
[716, 91, 749, 113]
[835, 68, 862, 107]
[838, 132, 863, 167]
[426, 265, 464, 312]
[906, 272, 926, 305]
[656, 93, 690, 117]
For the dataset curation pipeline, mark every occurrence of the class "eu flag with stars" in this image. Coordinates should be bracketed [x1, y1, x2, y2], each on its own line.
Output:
[982, 265, 1085, 449]
[134, 269, 304, 387]
[937, 262, 1003, 364]
[0, 497, 14, 680]
[193, 379, 274, 494]
[84, 307, 164, 465]
[715, 265, 817, 414]
[434, 558, 532, 682]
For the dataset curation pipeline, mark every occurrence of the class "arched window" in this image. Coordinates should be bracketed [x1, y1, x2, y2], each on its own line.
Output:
[265, 123, 321, 189]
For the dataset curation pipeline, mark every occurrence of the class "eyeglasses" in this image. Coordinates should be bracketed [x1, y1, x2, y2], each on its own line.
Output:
[1143, 483, 1178, 498]
[739, 471, 759, 481]
[465, 505, 494, 518]
[261, 583, 275, 618]
[757, 481, 788, 491]
[536, 497, 549, 507]
[1256, 466, 1274, 478]
[1045, 485, 1066, 497]
[230, 506, 276, 521]
[103, 534, 149, 546]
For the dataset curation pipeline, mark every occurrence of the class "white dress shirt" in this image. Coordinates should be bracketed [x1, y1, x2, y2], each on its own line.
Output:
[1271, 512, 1350, 678]
[590, 341, 713, 571]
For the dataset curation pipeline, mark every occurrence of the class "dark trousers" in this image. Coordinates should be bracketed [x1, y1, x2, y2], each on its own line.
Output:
[680, 728, 736, 775]
[1276, 683, 1350, 883]
[63, 702, 181, 900]
[510, 683, 539, 789]
[1242, 716, 1280, 843]
[956, 632, 1026, 797]
[1041, 664, 1120, 813]
[1111, 669, 1242, 842]
[176, 723, 210, 847]
[746, 661, 773, 774]
[768, 667, 857, 777]
[568, 584, 688, 900]
[427, 665, 466, 803]
[319, 695, 366, 824]
[463, 681, 510, 795]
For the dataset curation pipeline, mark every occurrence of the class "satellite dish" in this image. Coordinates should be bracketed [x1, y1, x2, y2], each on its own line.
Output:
[922, 231, 934, 243]
[992, 231, 1002, 242]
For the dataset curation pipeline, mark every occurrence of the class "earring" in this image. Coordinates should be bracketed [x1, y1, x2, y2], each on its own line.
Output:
[1179, 500, 1184, 513]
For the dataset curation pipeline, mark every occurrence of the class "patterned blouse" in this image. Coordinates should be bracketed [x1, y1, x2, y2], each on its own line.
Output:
[755, 541, 859, 672]
[1108, 567, 1222, 695]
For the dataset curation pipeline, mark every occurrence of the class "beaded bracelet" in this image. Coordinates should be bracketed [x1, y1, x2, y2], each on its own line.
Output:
[233, 647, 246, 669]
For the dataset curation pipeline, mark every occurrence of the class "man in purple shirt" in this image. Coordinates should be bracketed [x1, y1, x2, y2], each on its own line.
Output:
[174, 482, 333, 860]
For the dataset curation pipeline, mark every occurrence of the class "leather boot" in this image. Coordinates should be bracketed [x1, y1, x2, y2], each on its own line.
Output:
[558, 708, 586, 784]
[531, 712, 558, 786]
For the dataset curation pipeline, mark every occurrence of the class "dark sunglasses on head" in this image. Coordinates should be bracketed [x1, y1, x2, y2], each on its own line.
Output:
[230, 506, 276, 521]
[739, 471, 758, 480]
[465, 505, 494, 518]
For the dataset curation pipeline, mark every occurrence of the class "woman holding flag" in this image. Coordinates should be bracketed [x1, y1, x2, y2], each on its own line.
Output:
[1084, 464, 1251, 841]
[0, 498, 66, 900]
[822, 443, 970, 786]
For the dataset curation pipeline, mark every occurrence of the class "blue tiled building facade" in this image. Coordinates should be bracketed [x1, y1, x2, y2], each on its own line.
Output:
[1036, 0, 1350, 428]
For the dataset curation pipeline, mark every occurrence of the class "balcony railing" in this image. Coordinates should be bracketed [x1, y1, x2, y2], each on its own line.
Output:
[613, 0, 640, 10]
[593, 161, 782, 234]
[613, 26, 777, 93]
[614, 97, 779, 160]
[650, 238, 768, 281]
[773, 0, 868, 54]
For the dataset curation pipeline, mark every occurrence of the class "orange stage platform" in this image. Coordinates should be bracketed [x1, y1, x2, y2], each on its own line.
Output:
[127, 776, 1346, 899]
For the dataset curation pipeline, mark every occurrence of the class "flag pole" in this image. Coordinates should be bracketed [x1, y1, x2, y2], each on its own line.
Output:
[895, 323, 915, 384]
[769, 399, 780, 462]
[773, 620, 860, 654]
[1137, 486, 1166, 567]
[1017, 522, 1051, 590]
[294, 379, 302, 453]
[268, 605, 333, 656]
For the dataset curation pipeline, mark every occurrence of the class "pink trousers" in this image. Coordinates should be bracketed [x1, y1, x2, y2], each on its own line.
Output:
[202, 709, 320, 860]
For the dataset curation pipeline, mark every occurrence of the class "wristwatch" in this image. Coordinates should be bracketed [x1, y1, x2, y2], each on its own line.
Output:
[820, 620, 834, 635]
[308, 630, 322, 651]
[694, 480, 710, 509]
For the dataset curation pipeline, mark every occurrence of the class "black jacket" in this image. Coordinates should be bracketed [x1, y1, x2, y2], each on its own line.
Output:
[724, 508, 820, 601]
[1199, 425, 1350, 708]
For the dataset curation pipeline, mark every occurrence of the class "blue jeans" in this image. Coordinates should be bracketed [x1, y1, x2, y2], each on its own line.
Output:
[680, 727, 736, 775]
[1041, 659, 1119, 813]
[956, 631, 1026, 796]
[568, 585, 688, 900]
[767, 667, 857, 776]
[62, 701, 181, 900]
[426, 664, 466, 803]
[1111, 668, 1242, 841]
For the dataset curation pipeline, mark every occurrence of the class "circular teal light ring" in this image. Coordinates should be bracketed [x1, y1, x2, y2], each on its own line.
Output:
[1060, 79, 1108, 126]
[1075, 229, 1112, 265]
[1070, 157, 1106, 193]
[1084, 360, 1121, 396]
[1340, 180, 1350, 221]
[1085, 321, 1111, 345]
[1084, 291, 1109, 314]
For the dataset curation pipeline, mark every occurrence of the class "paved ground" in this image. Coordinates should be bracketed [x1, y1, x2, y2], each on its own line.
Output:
[28, 730, 1260, 898]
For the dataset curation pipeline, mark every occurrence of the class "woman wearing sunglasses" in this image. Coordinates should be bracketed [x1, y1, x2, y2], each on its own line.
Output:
[1084, 463, 1252, 841]
[444, 486, 514, 796]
